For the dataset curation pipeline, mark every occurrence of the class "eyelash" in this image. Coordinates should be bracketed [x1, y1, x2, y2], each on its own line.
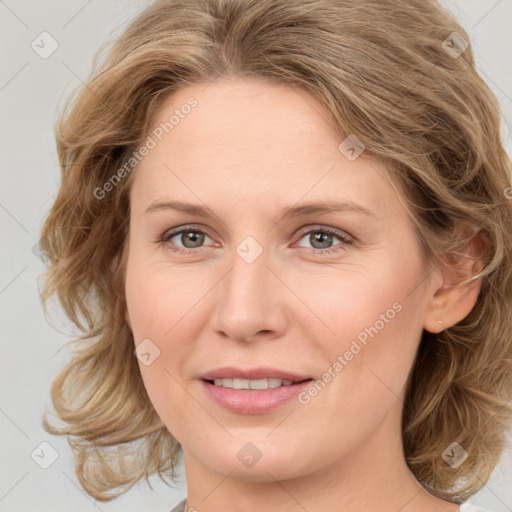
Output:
[158, 224, 354, 257]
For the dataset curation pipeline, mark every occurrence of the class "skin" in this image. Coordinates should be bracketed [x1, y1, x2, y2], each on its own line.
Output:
[124, 76, 481, 512]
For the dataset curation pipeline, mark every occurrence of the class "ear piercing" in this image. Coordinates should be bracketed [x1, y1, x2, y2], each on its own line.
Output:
[437, 320, 443, 325]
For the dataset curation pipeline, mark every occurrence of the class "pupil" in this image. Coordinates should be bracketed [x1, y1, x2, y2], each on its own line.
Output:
[311, 232, 332, 249]
[183, 231, 204, 248]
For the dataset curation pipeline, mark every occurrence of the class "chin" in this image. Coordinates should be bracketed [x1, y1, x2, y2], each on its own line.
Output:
[186, 438, 312, 481]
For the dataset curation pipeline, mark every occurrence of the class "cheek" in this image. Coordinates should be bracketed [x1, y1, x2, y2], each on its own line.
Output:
[125, 249, 202, 341]
[286, 279, 422, 459]
[306, 261, 425, 417]
[124, 250, 211, 434]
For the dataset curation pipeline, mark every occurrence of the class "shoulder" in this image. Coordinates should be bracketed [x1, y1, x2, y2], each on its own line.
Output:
[459, 502, 494, 512]
[169, 497, 188, 512]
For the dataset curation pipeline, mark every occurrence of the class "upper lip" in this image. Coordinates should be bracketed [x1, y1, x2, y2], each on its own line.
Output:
[201, 366, 312, 382]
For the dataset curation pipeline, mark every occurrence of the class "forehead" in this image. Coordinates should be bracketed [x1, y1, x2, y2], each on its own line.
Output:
[131, 76, 401, 220]
[153, 76, 338, 146]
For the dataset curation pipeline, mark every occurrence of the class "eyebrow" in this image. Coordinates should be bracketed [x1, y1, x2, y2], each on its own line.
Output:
[144, 199, 377, 223]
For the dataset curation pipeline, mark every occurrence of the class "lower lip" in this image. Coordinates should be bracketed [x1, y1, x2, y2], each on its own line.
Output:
[200, 379, 313, 414]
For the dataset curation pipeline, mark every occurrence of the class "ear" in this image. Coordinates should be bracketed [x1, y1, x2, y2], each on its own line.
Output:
[423, 230, 486, 333]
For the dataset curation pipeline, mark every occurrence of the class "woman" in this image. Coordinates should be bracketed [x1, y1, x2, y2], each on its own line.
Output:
[39, 0, 512, 511]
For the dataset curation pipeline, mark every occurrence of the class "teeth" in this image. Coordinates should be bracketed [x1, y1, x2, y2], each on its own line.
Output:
[212, 378, 294, 389]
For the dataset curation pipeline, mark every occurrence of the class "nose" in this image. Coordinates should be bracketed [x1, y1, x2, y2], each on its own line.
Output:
[208, 242, 290, 344]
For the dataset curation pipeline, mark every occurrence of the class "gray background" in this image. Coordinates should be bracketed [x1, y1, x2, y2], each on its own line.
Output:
[1, 1, 511, 510]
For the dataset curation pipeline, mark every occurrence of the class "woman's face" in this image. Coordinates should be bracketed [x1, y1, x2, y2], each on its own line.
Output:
[124, 76, 434, 481]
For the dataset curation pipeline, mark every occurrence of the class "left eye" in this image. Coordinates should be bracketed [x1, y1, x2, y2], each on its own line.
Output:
[294, 228, 352, 251]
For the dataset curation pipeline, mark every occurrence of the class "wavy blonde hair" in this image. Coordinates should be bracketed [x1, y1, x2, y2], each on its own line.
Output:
[39, 0, 512, 502]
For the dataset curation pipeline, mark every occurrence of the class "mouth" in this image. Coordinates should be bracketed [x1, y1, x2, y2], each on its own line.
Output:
[202, 377, 313, 390]
[200, 376, 315, 414]
[199, 366, 315, 414]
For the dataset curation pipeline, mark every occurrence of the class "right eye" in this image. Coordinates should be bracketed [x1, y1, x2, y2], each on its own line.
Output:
[159, 225, 216, 254]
